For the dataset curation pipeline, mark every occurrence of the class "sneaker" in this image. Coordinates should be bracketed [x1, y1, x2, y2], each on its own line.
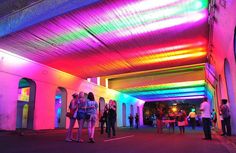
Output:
[88, 138, 93, 143]
[78, 139, 84, 143]
[202, 138, 212, 140]
[65, 138, 72, 142]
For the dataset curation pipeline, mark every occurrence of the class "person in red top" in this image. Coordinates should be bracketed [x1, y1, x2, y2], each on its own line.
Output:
[178, 110, 187, 134]
[156, 105, 164, 134]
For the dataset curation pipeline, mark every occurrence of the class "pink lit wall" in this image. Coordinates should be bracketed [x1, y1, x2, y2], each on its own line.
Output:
[211, 0, 236, 134]
[0, 50, 144, 130]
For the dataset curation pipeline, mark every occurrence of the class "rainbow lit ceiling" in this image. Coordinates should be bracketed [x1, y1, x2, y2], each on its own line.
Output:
[0, 0, 209, 78]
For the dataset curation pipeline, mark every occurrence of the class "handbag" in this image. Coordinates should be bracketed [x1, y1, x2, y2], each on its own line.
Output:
[66, 109, 75, 118]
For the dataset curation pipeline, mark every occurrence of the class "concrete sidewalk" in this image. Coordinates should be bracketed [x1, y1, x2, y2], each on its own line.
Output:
[0, 127, 235, 153]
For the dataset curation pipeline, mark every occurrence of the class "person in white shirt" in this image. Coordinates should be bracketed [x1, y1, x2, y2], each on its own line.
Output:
[200, 97, 212, 140]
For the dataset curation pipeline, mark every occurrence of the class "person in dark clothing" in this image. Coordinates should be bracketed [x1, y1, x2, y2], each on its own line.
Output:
[128, 114, 134, 128]
[100, 104, 108, 134]
[220, 99, 231, 136]
[135, 113, 139, 129]
[107, 100, 116, 138]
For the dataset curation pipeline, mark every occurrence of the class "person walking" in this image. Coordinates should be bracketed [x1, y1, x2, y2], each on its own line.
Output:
[178, 110, 187, 134]
[86, 92, 98, 143]
[220, 99, 231, 136]
[65, 93, 79, 142]
[200, 97, 212, 140]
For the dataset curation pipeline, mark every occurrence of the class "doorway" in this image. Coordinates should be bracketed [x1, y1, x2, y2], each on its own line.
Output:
[16, 78, 36, 129]
[122, 103, 126, 126]
[224, 59, 236, 134]
[55, 87, 67, 128]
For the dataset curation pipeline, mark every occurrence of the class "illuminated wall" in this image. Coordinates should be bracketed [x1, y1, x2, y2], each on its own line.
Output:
[0, 50, 144, 130]
[210, 1, 236, 134]
[0, 0, 209, 78]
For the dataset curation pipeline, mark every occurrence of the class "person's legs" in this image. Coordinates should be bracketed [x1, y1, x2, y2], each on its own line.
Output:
[107, 119, 111, 138]
[111, 119, 116, 136]
[90, 119, 96, 139]
[179, 126, 182, 134]
[87, 120, 92, 139]
[190, 118, 195, 129]
[105, 121, 108, 133]
[203, 118, 211, 139]
[202, 118, 208, 139]
[170, 122, 175, 132]
[206, 118, 212, 139]
[157, 120, 161, 133]
[77, 119, 85, 142]
[66, 118, 76, 141]
[225, 117, 231, 136]
[193, 118, 196, 130]
[221, 119, 226, 135]
[101, 121, 104, 134]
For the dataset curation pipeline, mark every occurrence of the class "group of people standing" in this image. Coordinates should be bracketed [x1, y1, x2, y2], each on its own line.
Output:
[199, 97, 231, 140]
[65, 92, 117, 143]
[99, 100, 117, 138]
[155, 106, 188, 134]
[128, 113, 140, 129]
[65, 92, 98, 143]
[152, 97, 232, 139]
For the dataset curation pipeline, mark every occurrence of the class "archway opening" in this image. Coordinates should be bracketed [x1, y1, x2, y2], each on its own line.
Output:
[16, 78, 36, 129]
[55, 87, 67, 128]
[130, 104, 134, 116]
[143, 99, 203, 126]
[122, 103, 126, 127]
[224, 59, 236, 134]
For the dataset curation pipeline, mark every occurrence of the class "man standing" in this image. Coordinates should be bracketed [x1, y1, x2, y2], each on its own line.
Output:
[200, 97, 212, 140]
[128, 114, 134, 128]
[220, 99, 231, 136]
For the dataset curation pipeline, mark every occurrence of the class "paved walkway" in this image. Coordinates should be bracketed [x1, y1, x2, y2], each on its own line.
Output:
[1, 127, 236, 153]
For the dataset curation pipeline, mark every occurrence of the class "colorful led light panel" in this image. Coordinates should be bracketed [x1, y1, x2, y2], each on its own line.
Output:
[135, 91, 205, 99]
[119, 80, 206, 101]
[120, 80, 205, 93]
[129, 87, 205, 96]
